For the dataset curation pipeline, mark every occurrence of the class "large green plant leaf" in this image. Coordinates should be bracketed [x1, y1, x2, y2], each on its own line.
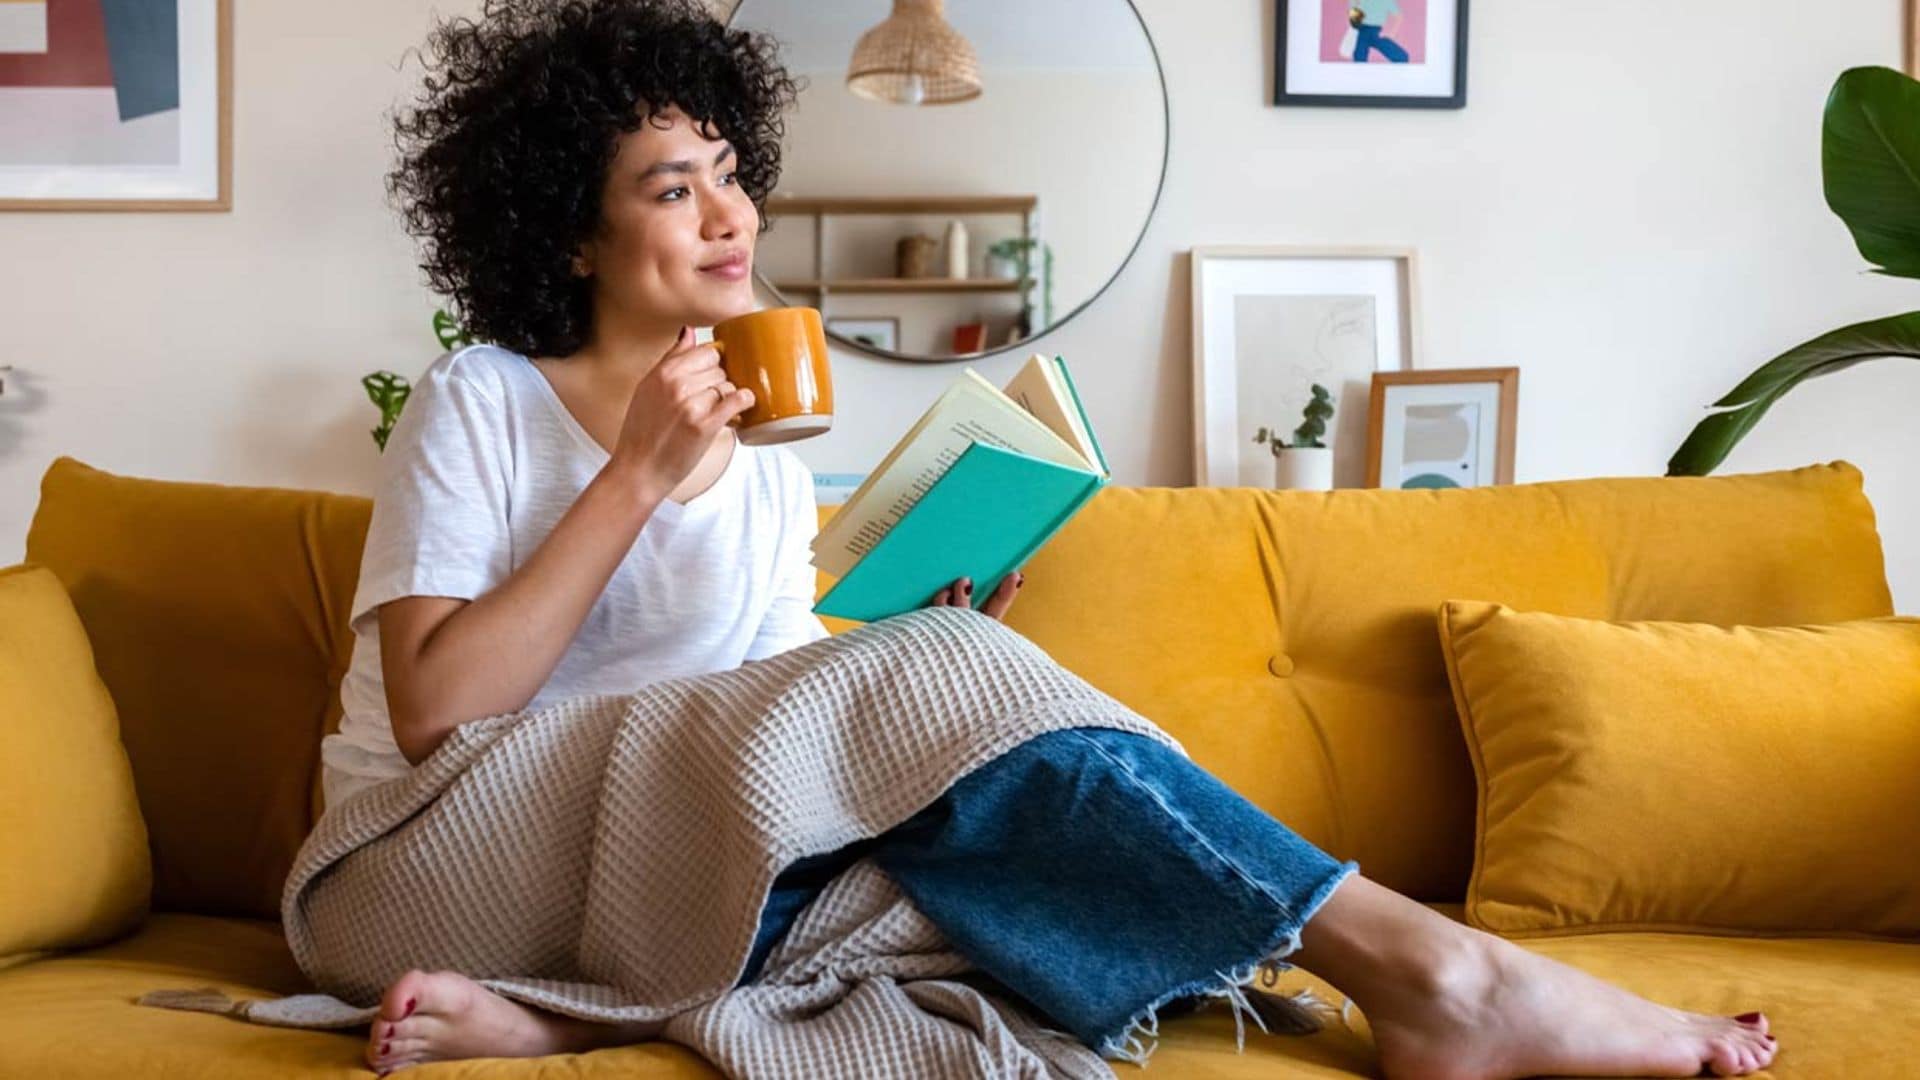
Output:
[1668, 311, 1920, 475]
[1824, 66, 1920, 278]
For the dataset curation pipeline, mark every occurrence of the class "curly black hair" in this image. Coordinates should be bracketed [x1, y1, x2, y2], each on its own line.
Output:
[386, 0, 801, 359]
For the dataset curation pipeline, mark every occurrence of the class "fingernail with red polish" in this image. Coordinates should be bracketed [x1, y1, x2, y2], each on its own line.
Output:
[402, 998, 416, 1018]
[1736, 1012, 1760, 1023]
[381, 1041, 391, 1055]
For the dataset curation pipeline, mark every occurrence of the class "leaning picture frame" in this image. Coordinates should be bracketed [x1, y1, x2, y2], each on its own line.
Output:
[1908, 0, 1919, 79]
[1190, 245, 1420, 489]
[0, 0, 234, 210]
[1274, 0, 1470, 109]
[825, 316, 901, 353]
[1365, 367, 1518, 489]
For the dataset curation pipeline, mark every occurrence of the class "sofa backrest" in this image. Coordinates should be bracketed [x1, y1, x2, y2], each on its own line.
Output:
[26, 457, 1892, 917]
[27, 459, 371, 918]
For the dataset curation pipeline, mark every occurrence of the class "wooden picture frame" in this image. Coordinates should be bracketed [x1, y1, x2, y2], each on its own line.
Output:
[1365, 366, 1517, 488]
[1, 0, 233, 211]
[1908, 0, 1919, 79]
[1191, 244, 1421, 489]
[1274, 0, 1470, 109]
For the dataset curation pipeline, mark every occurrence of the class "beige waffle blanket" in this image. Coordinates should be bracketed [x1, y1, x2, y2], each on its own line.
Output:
[139, 607, 1325, 1077]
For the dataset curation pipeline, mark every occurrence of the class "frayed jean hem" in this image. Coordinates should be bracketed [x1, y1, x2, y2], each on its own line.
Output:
[1093, 857, 1360, 1066]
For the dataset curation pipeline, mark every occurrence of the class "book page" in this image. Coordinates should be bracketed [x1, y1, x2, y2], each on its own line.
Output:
[1001, 353, 1103, 473]
[810, 374, 1090, 578]
[813, 370, 1085, 554]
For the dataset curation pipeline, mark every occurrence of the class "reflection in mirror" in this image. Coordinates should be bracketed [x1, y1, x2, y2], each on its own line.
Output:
[728, 0, 1168, 362]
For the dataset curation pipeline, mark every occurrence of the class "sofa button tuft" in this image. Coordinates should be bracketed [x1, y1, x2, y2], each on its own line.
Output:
[1267, 653, 1294, 678]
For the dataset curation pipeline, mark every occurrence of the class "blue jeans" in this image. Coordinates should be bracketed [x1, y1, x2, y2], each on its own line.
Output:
[1356, 24, 1410, 63]
[735, 727, 1359, 1060]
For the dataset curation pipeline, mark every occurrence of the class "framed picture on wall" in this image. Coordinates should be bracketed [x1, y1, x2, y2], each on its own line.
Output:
[1190, 245, 1420, 489]
[0, 0, 233, 210]
[1274, 0, 1469, 109]
[825, 316, 900, 352]
[1365, 367, 1517, 489]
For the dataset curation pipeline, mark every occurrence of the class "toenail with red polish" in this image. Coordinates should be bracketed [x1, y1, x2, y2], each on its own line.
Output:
[1735, 1012, 1760, 1023]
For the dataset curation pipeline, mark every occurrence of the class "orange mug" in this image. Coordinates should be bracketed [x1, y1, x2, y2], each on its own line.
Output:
[709, 306, 835, 445]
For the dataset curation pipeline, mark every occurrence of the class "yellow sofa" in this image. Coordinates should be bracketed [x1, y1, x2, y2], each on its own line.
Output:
[6, 455, 1916, 1078]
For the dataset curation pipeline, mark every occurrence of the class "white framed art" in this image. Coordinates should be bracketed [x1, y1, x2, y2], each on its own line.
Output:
[825, 316, 900, 352]
[1190, 245, 1420, 489]
[0, 0, 232, 210]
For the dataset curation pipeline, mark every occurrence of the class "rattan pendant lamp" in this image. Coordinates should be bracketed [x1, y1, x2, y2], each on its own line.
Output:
[845, 0, 982, 106]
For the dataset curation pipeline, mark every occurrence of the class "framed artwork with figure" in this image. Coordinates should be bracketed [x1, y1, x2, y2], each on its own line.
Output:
[0, 0, 233, 210]
[1190, 245, 1420, 490]
[1274, 0, 1469, 109]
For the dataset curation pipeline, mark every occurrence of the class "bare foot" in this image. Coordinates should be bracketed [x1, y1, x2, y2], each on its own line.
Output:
[365, 969, 645, 1074]
[1366, 928, 1779, 1080]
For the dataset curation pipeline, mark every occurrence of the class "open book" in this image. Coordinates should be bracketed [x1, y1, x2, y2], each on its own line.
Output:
[811, 353, 1110, 622]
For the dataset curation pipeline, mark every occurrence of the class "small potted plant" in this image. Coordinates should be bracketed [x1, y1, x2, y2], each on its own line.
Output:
[361, 309, 473, 452]
[1252, 383, 1335, 491]
[983, 236, 1031, 280]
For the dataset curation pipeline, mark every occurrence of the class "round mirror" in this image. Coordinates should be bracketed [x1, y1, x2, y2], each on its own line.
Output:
[726, 0, 1169, 362]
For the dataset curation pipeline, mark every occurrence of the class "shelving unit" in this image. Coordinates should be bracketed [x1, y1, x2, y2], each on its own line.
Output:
[763, 194, 1042, 308]
[770, 277, 1023, 294]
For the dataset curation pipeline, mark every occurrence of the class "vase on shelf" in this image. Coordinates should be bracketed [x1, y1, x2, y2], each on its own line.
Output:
[944, 219, 969, 279]
[1272, 447, 1333, 492]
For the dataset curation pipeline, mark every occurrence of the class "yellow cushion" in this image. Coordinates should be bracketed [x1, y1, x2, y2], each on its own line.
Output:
[0, 565, 150, 962]
[1439, 601, 1920, 939]
[3, 911, 1916, 1077]
[0, 913, 720, 1079]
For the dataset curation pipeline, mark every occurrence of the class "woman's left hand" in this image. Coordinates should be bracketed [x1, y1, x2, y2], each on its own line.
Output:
[928, 570, 1025, 622]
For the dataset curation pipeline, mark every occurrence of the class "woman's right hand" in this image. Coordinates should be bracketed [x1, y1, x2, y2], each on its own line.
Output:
[612, 325, 756, 500]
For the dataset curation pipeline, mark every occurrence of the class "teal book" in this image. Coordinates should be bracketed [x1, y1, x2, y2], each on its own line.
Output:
[812, 353, 1107, 623]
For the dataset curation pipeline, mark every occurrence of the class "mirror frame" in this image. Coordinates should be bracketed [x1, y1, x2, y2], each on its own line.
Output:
[726, 0, 1171, 364]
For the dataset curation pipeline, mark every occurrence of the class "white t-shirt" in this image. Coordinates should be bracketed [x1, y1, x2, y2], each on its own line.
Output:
[321, 343, 830, 809]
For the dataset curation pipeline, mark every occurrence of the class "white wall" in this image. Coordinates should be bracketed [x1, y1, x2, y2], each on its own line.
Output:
[4, 0, 1917, 607]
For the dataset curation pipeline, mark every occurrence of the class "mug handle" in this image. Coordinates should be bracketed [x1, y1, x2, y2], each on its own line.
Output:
[707, 338, 744, 428]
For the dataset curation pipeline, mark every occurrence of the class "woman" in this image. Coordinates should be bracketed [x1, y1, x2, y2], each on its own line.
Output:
[323, 1, 1781, 1076]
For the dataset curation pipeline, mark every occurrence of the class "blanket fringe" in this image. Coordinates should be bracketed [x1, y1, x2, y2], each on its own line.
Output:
[1255, 953, 1353, 1033]
[138, 987, 378, 1030]
[1246, 986, 1339, 1036]
[137, 987, 249, 1017]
